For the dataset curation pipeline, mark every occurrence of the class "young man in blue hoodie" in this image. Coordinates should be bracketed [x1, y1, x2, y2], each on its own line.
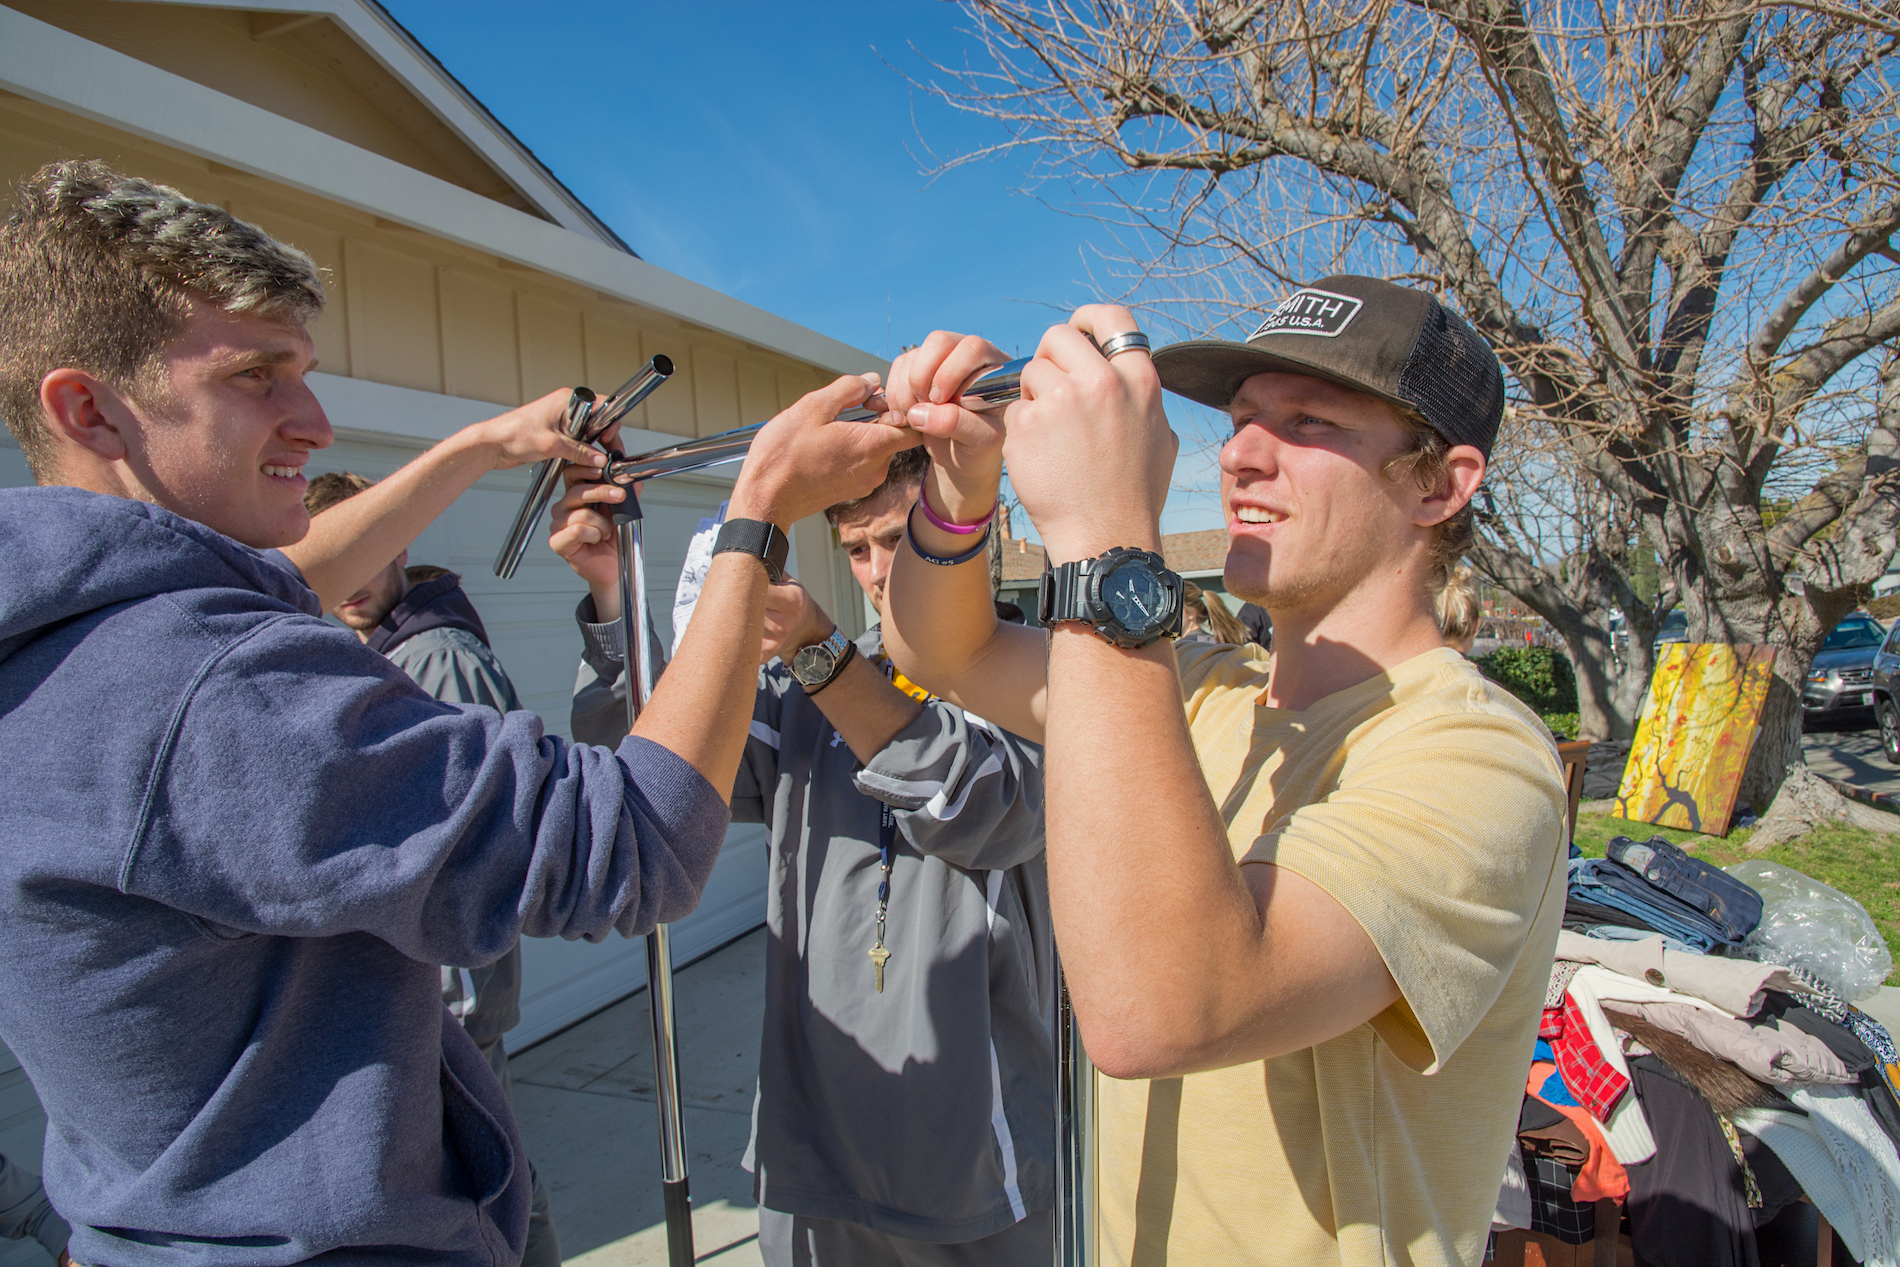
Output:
[0, 159, 916, 1267]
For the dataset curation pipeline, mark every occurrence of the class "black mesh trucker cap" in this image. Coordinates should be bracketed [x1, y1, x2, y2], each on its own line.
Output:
[1150, 276, 1505, 458]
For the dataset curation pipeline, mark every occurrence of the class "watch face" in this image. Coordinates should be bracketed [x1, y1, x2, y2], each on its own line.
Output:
[792, 642, 836, 683]
[1101, 557, 1168, 630]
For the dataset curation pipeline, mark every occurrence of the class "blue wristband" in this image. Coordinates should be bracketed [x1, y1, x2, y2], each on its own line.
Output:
[905, 502, 993, 566]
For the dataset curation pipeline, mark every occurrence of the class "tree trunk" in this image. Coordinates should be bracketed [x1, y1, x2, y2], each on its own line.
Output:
[1735, 665, 1806, 819]
[1748, 764, 1900, 849]
[1472, 541, 1653, 742]
[1467, 539, 1647, 741]
[1608, 634, 1656, 743]
[1551, 615, 1617, 741]
[1572, 643, 1614, 742]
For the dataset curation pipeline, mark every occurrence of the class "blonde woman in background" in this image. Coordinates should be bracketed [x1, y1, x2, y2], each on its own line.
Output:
[1179, 582, 1253, 647]
[1436, 564, 1482, 654]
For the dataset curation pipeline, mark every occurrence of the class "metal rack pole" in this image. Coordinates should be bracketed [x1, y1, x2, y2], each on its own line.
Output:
[1055, 957, 1096, 1267]
[615, 488, 694, 1267]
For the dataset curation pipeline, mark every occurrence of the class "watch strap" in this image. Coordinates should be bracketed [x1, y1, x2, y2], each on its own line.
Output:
[1038, 558, 1089, 626]
[712, 517, 789, 583]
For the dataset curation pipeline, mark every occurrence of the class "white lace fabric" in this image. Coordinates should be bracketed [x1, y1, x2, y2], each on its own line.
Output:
[1733, 1084, 1900, 1267]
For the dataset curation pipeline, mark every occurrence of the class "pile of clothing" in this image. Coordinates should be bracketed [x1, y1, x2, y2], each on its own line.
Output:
[1494, 836, 1900, 1266]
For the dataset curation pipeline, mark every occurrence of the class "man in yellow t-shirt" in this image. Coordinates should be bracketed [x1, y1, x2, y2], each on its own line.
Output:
[878, 276, 1567, 1266]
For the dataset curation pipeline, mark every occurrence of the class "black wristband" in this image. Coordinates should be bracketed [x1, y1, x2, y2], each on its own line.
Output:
[712, 518, 789, 583]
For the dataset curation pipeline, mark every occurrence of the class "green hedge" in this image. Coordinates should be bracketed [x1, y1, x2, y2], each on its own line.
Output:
[1538, 711, 1581, 740]
[1473, 646, 1579, 717]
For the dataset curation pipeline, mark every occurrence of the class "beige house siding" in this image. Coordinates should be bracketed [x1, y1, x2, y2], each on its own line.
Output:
[0, 95, 842, 440]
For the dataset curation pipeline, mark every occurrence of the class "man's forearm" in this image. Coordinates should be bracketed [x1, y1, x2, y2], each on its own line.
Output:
[284, 429, 495, 609]
[632, 553, 768, 797]
[802, 651, 924, 764]
[883, 501, 1048, 740]
[1043, 629, 1258, 1076]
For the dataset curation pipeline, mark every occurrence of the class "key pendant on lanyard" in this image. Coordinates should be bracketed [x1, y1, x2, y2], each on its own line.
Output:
[870, 803, 895, 993]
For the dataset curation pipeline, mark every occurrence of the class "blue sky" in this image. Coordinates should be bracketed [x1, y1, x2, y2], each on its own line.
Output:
[382, 0, 1230, 536]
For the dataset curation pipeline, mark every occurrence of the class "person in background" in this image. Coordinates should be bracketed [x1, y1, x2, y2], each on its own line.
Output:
[551, 445, 1054, 1267]
[1436, 564, 1483, 655]
[1235, 599, 1271, 649]
[302, 471, 553, 1267]
[1177, 582, 1251, 647]
[0, 1153, 68, 1265]
[304, 473, 521, 709]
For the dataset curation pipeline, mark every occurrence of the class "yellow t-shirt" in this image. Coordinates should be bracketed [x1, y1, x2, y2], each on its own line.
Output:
[1096, 644, 1567, 1267]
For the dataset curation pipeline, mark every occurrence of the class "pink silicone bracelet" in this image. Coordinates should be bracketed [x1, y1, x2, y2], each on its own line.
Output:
[916, 490, 996, 535]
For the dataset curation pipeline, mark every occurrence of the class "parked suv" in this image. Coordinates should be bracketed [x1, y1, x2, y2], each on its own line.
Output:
[1805, 613, 1887, 732]
[1872, 620, 1900, 762]
[1652, 609, 1688, 653]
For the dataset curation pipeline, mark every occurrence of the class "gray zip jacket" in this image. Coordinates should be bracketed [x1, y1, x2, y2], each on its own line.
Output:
[573, 614, 1054, 1243]
[387, 625, 527, 1053]
[0, 1150, 69, 1259]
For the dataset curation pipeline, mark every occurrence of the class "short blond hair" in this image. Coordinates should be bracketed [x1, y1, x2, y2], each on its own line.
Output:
[0, 160, 324, 480]
[1383, 411, 1477, 591]
[304, 471, 374, 516]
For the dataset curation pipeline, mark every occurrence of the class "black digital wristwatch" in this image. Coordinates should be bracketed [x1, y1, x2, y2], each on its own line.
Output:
[1038, 547, 1184, 649]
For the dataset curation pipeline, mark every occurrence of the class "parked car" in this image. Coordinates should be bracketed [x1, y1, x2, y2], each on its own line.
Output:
[1653, 609, 1688, 652]
[1871, 620, 1900, 762]
[1805, 613, 1887, 732]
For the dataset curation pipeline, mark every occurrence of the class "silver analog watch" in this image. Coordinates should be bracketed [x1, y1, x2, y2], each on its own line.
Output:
[789, 627, 855, 694]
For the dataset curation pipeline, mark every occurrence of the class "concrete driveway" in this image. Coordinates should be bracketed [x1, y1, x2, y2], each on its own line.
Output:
[1801, 722, 1900, 798]
[509, 929, 769, 1267]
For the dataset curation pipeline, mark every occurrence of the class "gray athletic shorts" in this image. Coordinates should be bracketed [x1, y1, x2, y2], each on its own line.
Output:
[758, 1207, 1054, 1267]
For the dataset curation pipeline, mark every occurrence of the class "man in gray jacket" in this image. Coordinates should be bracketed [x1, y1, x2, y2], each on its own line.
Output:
[554, 447, 1053, 1265]
[304, 472, 556, 1267]
[0, 1152, 68, 1264]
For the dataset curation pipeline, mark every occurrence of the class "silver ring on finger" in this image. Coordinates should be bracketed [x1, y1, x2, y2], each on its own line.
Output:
[1098, 331, 1152, 360]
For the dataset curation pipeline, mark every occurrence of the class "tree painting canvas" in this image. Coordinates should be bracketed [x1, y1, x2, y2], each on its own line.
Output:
[1617, 645, 1780, 834]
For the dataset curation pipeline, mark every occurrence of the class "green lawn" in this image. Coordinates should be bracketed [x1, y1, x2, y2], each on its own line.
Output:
[1574, 811, 1900, 986]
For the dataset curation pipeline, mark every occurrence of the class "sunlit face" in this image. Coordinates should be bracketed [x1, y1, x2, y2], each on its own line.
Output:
[1219, 372, 1422, 615]
[835, 483, 918, 617]
[125, 300, 331, 547]
[333, 555, 408, 637]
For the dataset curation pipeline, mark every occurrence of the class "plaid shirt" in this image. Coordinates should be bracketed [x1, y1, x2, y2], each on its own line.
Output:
[1522, 1147, 1597, 1244]
[1542, 998, 1630, 1122]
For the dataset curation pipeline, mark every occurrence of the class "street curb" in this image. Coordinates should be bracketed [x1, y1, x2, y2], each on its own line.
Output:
[1819, 774, 1900, 816]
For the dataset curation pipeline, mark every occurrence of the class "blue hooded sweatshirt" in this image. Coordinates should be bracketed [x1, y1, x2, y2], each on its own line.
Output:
[0, 487, 730, 1266]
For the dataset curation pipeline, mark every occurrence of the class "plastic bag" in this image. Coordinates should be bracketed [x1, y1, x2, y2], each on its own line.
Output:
[1725, 860, 1894, 1002]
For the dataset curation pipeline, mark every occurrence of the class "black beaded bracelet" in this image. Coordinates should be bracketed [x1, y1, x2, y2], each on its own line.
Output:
[905, 502, 994, 567]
